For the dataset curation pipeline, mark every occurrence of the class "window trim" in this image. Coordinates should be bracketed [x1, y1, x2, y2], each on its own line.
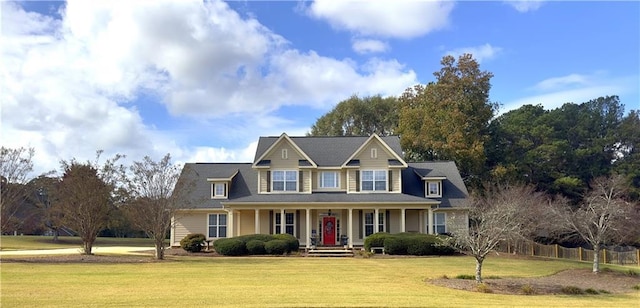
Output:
[212, 182, 226, 198]
[363, 211, 385, 237]
[426, 180, 442, 197]
[319, 171, 340, 189]
[271, 170, 298, 192]
[208, 213, 228, 238]
[361, 170, 387, 192]
[274, 211, 296, 236]
[433, 212, 446, 234]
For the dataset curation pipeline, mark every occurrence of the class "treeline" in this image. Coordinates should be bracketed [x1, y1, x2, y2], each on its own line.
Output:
[309, 54, 640, 203]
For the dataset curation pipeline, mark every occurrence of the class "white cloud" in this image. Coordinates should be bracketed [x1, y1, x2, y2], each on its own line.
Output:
[352, 39, 389, 54]
[308, 0, 454, 39]
[445, 43, 502, 63]
[505, 1, 545, 13]
[1, 1, 419, 175]
[501, 73, 637, 114]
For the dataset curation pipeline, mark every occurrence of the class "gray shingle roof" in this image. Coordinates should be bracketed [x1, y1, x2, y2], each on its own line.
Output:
[254, 135, 403, 167]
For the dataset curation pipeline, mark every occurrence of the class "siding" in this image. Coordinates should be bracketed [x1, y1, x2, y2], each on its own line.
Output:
[172, 212, 207, 246]
[267, 142, 303, 169]
[405, 209, 421, 233]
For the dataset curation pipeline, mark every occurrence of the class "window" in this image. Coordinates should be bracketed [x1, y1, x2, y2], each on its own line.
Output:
[363, 211, 385, 237]
[319, 171, 339, 188]
[433, 212, 446, 234]
[272, 170, 297, 191]
[427, 181, 442, 197]
[208, 214, 227, 238]
[213, 183, 226, 197]
[361, 170, 387, 191]
[275, 212, 295, 236]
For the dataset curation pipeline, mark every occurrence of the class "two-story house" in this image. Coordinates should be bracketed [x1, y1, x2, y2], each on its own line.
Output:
[170, 133, 469, 248]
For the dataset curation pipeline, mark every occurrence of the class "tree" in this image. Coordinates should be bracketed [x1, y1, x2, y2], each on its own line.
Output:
[309, 95, 399, 136]
[551, 174, 635, 273]
[398, 54, 497, 186]
[58, 153, 125, 255]
[28, 176, 64, 241]
[1, 147, 35, 233]
[449, 185, 551, 283]
[124, 154, 191, 260]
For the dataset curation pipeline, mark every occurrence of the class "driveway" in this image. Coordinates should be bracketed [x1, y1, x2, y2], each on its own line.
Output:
[0, 246, 154, 256]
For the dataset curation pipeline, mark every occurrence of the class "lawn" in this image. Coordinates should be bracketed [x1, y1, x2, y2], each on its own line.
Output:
[0, 235, 158, 250]
[2, 254, 639, 307]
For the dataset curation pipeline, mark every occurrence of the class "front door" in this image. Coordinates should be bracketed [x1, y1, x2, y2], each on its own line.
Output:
[322, 216, 336, 245]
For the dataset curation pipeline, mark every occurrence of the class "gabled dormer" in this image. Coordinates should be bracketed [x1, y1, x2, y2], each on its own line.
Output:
[413, 168, 446, 198]
[341, 134, 408, 193]
[207, 169, 239, 199]
[253, 133, 316, 194]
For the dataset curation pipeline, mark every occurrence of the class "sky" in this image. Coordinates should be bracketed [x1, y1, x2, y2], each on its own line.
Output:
[2, 0, 639, 176]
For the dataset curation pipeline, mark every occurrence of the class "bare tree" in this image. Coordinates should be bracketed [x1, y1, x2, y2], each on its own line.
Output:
[58, 152, 125, 255]
[552, 174, 634, 273]
[0, 147, 35, 233]
[29, 176, 64, 241]
[449, 185, 550, 283]
[124, 154, 191, 260]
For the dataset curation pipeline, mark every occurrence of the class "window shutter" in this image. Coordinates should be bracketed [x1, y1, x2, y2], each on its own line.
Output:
[224, 183, 228, 197]
[299, 170, 304, 192]
[388, 170, 393, 192]
[266, 171, 271, 192]
[296, 210, 300, 239]
[269, 210, 273, 234]
[386, 210, 390, 232]
[358, 210, 363, 239]
[355, 170, 360, 192]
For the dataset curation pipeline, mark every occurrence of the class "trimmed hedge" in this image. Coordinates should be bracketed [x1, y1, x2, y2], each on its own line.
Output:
[265, 239, 288, 255]
[365, 232, 455, 256]
[213, 238, 246, 256]
[246, 240, 266, 255]
[272, 233, 300, 252]
[180, 233, 206, 253]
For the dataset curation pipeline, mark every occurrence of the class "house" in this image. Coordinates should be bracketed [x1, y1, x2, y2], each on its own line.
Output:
[170, 133, 469, 248]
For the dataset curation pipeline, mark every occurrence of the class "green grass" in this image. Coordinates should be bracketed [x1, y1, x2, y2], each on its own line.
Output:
[1, 254, 638, 307]
[0, 235, 158, 250]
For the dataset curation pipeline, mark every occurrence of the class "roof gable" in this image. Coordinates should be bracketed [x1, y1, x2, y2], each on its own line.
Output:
[252, 133, 317, 168]
[341, 134, 408, 168]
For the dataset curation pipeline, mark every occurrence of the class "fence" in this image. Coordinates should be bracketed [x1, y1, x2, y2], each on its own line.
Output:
[495, 241, 640, 266]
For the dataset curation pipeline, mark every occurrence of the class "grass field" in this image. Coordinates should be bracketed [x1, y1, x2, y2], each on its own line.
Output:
[0, 235, 158, 250]
[2, 252, 639, 307]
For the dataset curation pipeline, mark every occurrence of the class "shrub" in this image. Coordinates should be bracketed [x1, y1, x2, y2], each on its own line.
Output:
[476, 283, 492, 293]
[236, 234, 274, 245]
[265, 239, 288, 255]
[561, 286, 584, 295]
[520, 285, 535, 295]
[364, 232, 390, 251]
[584, 288, 599, 295]
[455, 274, 475, 280]
[632, 284, 640, 291]
[213, 238, 246, 256]
[383, 236, 408, 255]
[272, 234, 299, 252]
[246, 240, 266, 255]
[180, 233, 206, 253]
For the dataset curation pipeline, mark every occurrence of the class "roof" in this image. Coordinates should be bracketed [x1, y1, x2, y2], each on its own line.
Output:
[254, 135, 403, 167]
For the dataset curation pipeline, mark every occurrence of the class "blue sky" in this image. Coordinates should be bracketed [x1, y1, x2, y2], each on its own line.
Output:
[1, 0, 639, 175]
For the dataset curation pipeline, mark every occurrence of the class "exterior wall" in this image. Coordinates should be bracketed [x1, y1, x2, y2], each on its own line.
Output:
[267, 142, 304, 169]
[171, 211, 208, 246]
[311, 170, 347, 191]
[405, 209, 421, 233]
[347, 169, 357, 192]
[238, 210, 254, 235]
[391, 169, 401, 192]
[446, 210, 469, 232]
[259, 170, 268, 193]
[388, 209, 400, 234]
[301, 170, 311, 193]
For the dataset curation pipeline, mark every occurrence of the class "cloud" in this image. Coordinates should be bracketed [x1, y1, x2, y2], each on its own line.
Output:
[307, 0, 454, 39]
[504, 1, 545, 13]
[352, 39, 389, 54]
[501, 73, 638, 114]
[1, 1, 419, 175]
[445, 43, 502, 63]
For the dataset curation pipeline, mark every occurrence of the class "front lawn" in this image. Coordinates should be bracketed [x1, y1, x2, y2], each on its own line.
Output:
[0, 235, 159, 250]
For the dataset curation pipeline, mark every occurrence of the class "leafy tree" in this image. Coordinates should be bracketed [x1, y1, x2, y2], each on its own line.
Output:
[449, 185, 552, 283]
[28, 176, 64, 241]
[551, 174, 635, 273]
[398, 54, 497, 186]
[613, 110, 640, 200]
[309, 95, 399, 136]
[58, 152, 125, 255]
[123, 154, 192, 260]
[0, 147, 35, 233]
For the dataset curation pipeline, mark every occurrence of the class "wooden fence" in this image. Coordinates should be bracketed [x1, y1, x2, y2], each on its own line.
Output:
[495, 241, 640, 266]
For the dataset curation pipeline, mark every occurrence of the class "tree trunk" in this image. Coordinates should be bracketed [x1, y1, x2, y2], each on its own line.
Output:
[155, 239, 165, 260]
[52, 229, 59, 242]
[82, 241, 93, 255]
[592, 244, 600, 273]
[475, 257, 484, 283]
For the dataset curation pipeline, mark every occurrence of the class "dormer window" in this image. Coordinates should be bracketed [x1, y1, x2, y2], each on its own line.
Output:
[272, 170, 297, 192]
[319, 171, 339, 189]
[426, 181, 442, 197]
[361, 170, 387, 191]
[212, 182, 227, 198]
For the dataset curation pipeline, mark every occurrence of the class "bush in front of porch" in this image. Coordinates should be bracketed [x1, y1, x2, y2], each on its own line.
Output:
[214, 234, 299, 256]
[365, 232, 455, 256]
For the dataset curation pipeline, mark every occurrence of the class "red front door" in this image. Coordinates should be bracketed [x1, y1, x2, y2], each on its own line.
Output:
[322, 216, 336, 245]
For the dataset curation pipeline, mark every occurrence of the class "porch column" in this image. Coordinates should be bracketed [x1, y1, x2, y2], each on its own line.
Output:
[400, 208, 406, 233]
[374, 208, 379, 234]
[427, 207, 434, 235]
[280, 209, 285, 234]
[254, 209, 260, 234]
[347, 208, 353, 248]
[227, 210, 235, 237]
[305, 208, 311, 249]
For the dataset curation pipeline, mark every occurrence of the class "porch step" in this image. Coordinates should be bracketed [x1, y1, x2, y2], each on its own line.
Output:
[305, 248, 354, 257]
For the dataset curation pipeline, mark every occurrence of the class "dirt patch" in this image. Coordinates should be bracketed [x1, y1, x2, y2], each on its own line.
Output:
[428, 268, 640, 295]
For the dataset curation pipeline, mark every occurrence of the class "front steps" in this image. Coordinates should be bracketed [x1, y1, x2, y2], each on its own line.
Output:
[305, 246, 355, 257]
